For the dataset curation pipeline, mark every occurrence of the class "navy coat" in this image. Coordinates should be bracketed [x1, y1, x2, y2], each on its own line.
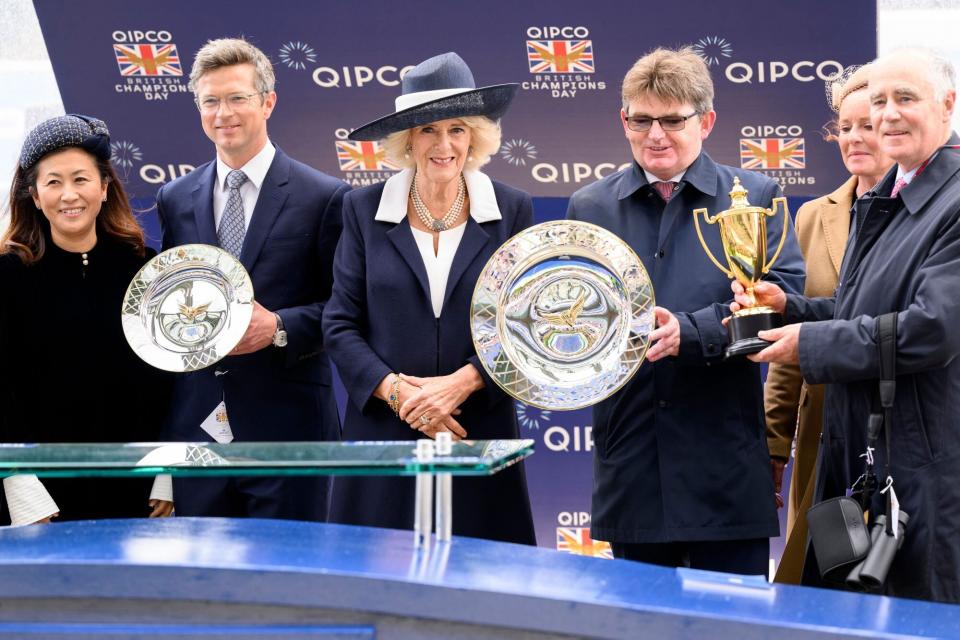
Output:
[322, 171, 536, 545]
[792, 136, 960, 603]
[156, 147, 349, 519]
[567, 153, 805, 544]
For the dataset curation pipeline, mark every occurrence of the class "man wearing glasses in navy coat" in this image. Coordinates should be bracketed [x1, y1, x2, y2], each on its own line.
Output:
[567, 46, 805, 575]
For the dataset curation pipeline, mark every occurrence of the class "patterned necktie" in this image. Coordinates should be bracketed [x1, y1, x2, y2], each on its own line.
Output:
[218, 169, 248, 257]
[890, 176, 908, 198]
[653, 181, 677, 202]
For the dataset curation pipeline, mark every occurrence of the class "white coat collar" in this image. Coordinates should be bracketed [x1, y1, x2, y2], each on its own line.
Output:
[374, 168, 502, 224]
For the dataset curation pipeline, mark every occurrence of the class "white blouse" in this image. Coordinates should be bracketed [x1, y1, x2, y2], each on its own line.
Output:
[410, 223, 467, 318]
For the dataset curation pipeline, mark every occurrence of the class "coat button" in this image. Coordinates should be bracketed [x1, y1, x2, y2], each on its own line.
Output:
[658, 250, 665, 258]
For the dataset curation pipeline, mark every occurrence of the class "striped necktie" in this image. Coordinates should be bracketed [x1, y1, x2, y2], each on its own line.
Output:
[653, 181, 677, 202]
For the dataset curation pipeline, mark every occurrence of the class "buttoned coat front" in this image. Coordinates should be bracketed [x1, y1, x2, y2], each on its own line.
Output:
[792, 138, 960, 603]
[567, 153, 805, 544]
[322, 171, 536, 545]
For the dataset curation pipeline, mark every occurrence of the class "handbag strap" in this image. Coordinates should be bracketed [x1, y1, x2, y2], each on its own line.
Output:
[876, 312, 898, 534]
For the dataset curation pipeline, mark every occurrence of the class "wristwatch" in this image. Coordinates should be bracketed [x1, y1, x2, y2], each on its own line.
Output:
[272, 313, 288, 347]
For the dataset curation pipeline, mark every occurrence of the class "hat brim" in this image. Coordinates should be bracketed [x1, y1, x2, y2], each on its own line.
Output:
[348, 83, 519, 141]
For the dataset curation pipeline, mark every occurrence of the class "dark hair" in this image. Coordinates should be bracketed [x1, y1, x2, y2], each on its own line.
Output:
[1, 147, 146, 264]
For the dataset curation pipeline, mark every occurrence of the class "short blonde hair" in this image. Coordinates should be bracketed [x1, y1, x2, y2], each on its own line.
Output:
[621, 47, 714, 114]
[189, 38, 275, 95]
[381, 115, 502, 170]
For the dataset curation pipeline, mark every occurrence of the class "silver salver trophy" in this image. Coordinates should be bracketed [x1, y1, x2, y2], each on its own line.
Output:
[471, 220, 656, 411]
[121, 244, 253, 372]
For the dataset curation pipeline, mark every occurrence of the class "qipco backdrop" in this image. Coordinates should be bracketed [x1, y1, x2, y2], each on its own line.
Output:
[35, 0, 876, 557]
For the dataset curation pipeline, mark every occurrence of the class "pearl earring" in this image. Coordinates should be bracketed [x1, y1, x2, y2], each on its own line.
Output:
[404, 145, 412, 160]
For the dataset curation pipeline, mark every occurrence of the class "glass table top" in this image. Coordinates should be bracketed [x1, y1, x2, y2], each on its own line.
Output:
[0, 440, 535, 478]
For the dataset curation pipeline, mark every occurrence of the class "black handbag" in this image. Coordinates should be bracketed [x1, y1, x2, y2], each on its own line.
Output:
[807, 312, 908, 590]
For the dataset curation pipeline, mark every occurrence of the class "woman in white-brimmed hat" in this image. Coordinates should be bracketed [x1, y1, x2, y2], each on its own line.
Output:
[323, 52, 536, 544]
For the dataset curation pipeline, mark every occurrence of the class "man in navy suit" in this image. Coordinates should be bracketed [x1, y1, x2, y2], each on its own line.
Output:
[566, 47, 804, 574]
[156, 38, 349, 520]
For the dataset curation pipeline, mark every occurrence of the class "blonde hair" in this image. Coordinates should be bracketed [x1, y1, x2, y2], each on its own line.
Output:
[189, 37, 275, 95]
[621, 47, 714, 114]
[381, 115, 502, 170]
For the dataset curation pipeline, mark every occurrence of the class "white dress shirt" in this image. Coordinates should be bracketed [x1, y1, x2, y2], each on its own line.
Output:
[410, 224, 468, 317]
[213, 140, 277, 231]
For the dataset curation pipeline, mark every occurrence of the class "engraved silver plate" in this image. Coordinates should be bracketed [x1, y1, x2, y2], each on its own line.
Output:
[122, 244, 254, 372]
[471, 221, 655, 410]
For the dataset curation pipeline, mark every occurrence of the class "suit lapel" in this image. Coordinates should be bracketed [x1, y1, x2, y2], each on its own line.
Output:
[191, 163, 219, 246]
[819, 176, 856, 276]
[239, 151, 290, 272]
[442, 217, 489, 313]
[387, 219, 431, 303]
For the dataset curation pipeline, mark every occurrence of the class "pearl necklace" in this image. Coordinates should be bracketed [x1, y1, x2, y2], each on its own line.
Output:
[410, 173, 466, 232]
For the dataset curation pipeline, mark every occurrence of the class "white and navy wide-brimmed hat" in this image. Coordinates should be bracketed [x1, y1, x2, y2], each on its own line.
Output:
[348, 52, 518, 141]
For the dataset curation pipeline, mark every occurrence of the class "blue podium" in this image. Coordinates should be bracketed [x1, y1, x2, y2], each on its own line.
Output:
[0, 517, 956, 639]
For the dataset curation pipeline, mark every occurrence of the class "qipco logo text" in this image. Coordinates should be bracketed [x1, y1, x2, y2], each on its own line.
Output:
[112, 30, 172, 43]
[725, 60, 843, 84]
[740, 125, 803, 137]
[312, 65, 415, 88]
[532, 162, 631, 184]
[526, 26, 590, 39]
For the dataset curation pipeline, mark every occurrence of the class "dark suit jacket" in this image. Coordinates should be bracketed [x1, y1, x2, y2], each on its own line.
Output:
[567, 152, 805, 545]
[156, 147, 349, 444]
[322, 172, 536, 544]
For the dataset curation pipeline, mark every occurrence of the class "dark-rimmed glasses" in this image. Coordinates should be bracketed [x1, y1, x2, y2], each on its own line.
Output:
[625, 112, 699, 132]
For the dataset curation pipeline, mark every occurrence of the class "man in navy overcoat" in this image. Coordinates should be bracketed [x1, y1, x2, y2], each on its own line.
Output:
[745, 48, 960, 603]
[156, 38, 349, 519]
[567, 47, 804, 574]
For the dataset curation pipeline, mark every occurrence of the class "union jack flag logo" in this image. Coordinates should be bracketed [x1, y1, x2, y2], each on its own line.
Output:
[335, 140, 398, 172]
[113, 44, 182, 77]
[556, 527, 613, 559]
[526, 40, 594, 74]
[739, 137, 806, 170]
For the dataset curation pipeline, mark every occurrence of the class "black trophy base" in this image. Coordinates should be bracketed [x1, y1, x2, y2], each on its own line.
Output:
[725, 310, 782, 359]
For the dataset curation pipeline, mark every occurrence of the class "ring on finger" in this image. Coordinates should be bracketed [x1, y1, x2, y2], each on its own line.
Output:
[419, 414, 430, 426]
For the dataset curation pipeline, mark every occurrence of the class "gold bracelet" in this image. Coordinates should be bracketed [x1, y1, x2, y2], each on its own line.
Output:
[388, 374, 401, 416]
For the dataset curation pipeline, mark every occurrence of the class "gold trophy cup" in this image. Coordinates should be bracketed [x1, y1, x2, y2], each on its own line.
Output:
[693, 177, 789, 358]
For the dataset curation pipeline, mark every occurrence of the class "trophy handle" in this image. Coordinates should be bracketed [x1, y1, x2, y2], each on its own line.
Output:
[762, 197, 791, 275]
[693, 207, 734, 279]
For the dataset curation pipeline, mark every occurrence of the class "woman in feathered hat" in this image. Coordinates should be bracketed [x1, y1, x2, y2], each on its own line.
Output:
[323, 52, 536, 544]
[0, 114, 173, 526]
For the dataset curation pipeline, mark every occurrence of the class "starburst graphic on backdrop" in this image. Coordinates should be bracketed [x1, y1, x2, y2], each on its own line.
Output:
[110, 140, 142, 178]
[515, 402, 552, 430]
[499, 139, 539, 166]
[692, 36, 733, 67]
[278, 41, 317, 71]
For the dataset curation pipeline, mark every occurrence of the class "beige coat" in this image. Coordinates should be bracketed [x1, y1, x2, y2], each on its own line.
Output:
[766, 175, 855, 583]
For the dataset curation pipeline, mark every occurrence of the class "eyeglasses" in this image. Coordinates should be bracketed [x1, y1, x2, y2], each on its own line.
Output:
[625, 112, 699, 132]
[195, 92, 264, 113]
